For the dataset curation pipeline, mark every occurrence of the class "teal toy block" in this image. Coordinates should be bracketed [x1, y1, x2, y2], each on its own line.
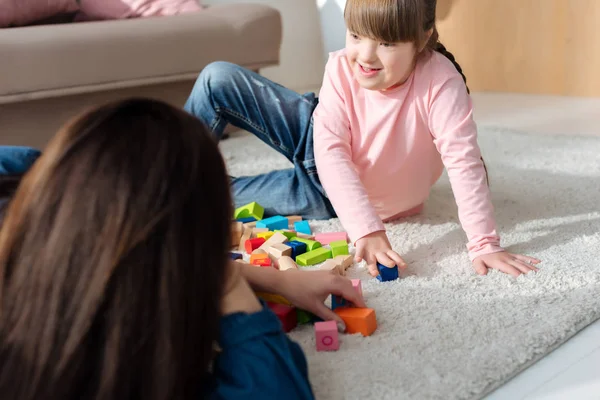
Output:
[296, 247, 332, 266]
[294, 220, 312, 235]
[256, 215, 289, 230]
[330, 240, 349, 257]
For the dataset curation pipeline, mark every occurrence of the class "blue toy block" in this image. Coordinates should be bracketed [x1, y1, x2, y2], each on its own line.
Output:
[229, 252, 243, 260]
[294, 220, 312, 235]
[236, 217, 257, 224]
[376, 262, 399, 282]
[286, 240, 307, 260]
[331, 295, 349, 310]
[256, 215, 289, 230]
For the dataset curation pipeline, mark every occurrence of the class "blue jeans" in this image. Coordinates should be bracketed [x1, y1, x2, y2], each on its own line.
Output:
[184, 62, 336, 220]
[0, 146, 41, 175]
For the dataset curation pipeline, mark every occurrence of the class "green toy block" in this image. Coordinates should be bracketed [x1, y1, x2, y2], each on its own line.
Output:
[234, 202, 264, 220]
[297, 309, 313, 324]
[330, 240, 349, 257]
[290, 237, 321, 251]
[275, 230, 297, 240]
[296, 247, 332, 266]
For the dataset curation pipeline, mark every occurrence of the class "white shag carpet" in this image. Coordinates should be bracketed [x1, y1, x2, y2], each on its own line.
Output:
[219, 128, 600, 400]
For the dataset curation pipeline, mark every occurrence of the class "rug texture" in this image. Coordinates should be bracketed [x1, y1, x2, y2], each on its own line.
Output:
[219, 127, 600, 400]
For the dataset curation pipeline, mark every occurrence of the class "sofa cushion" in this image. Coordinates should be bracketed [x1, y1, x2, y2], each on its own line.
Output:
[0, 4, 282, 103]
[0, 0, 79, 28]
[78, 0, 203, 20]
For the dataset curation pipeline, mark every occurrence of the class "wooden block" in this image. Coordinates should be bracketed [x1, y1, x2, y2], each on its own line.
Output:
[256, 215, 288, 230]
[286, 240, 307, 259]
[320, 259, 343, 275]
[243, 221, 257, 229]
[296, 247, 333, 266]
[236, 217, 256, 224]
[275, 229, 297, 240]
[277, 256, 298, 271]
[267, 302, 297, 333]
[251, 227, 269, 238]
[290, 237, 321, 251]
[234, 202, 264, 220]
[334, 307, 377, 336]
[297, 309, 314, 324]
[231, 221, 243, 247]
[294, 220, 312, 235]
[295, 232, 315, 240]
[315, 231, 348, 245]
[268, 243, 292, 259]
[315, 321, 339, 351]
[330, 240, 349, 257]
[256, 292, 292, 306]
[238, 227, 252, 252]
[376, 262, 399, 282]
[229, 252, 243, 261]
[251, 248, 267, 255]
[250, 253, 272, 267]
[335, 254, 354, 270]
[286, 215, 303, 224]
[257, 231, 275, 241]
[245, 237, 266, 254]
[331, 295, 349, 310]
[258, 232, 288, 251]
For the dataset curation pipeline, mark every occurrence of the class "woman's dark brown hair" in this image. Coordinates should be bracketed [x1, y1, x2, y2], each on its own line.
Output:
[345, 0, 470, 93]
[0, 98, 232, 399]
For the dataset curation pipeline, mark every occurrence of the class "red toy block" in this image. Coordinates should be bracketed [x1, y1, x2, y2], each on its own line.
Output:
[268, 302, 297, 333]
[315, 321, 339, 351]
[314, 231, 348, 245]
[245, 237, 266, 253]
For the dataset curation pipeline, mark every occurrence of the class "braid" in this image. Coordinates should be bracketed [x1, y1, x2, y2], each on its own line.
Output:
[434, 41, 470, 94]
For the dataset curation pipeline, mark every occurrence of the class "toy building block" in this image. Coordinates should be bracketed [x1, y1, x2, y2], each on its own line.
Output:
[251, 227, 269, 238]
[256, 215, 288, 230]
[238, 227, 252, 252]
[231, 221, 243, 248]
[236, 217, 256, 224]
[268, 243, 292, 260]
[351, 279, 363, 298]
[256, 292, 292, 306]
[268, 302, 297, 333]
[258, 232, 288, 251]
[274, 229, 297, 240]
[245, 237, 266, 254]
[295, 232, 315, 240]
[335, 255, 354, 271]
[330, 240, 349, 257]
[250, 253, 271, 267]
[257, 231, 275, 241]
[314, 232, 348, 245]
[331, 295, 349, 310]
[296, 247, 333, 266]
[277, 256, 298, 271]
[234, 202, 264, 221]
[290, 237, 321, 251]
[297, 309, 313, 325]
[229, 252, 243, 261]
[286, 215, 303, 225]
[243, 221, 258, 229]
[376, 262, 399, 282]
[251, 248, 267, 255]
[320, 259, 343, 275]
[334, 307, 377, 336]
[315, 321, 339, 351]
[294, 220, 312, 235]
[286, 241, 307, 259]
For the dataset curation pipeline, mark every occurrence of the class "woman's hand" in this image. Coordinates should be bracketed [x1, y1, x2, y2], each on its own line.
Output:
[278, 269, 367, 331]
[355, 230, 407, 277]
[221, 261, 262, 316]
[473, 251, 541, 277]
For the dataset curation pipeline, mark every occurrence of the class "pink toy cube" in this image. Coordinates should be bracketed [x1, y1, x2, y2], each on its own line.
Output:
[315, 321, 339, 351]
[314, 231, 348, 245]
[351, 279, 363, 298]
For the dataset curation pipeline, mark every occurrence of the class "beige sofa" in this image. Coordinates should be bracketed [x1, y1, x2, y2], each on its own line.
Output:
[0, 4, 282, 149]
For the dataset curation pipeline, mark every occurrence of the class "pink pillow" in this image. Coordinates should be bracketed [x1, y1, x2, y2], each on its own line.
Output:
[78, 0, 202, 20]
[0, 0, 79, 28]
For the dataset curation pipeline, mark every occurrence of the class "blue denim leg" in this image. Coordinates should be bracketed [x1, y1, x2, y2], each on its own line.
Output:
[184, 62, 335, 220]
[0, 146, 41, 175]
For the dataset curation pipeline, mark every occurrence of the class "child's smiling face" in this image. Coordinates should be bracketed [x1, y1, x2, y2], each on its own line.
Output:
[345, 30, 418, 91]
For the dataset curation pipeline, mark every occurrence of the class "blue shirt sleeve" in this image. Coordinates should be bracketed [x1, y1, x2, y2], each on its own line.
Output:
[206, 301, 315, 400]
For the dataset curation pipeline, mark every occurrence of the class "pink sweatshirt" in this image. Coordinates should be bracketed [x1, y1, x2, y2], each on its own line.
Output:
[312, 49, 504, 261]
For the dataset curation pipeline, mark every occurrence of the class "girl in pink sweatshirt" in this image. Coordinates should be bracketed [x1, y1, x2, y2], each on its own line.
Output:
[184, 0, 541, 278]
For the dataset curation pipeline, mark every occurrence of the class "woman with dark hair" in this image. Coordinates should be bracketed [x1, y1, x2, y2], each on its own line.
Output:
[0, 98, 363, 400]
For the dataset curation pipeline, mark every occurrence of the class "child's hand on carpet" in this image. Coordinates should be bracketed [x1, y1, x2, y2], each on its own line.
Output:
[279, 269, 366, 331]
[355, 230, 407, 277]
[473, 251, 541, 277]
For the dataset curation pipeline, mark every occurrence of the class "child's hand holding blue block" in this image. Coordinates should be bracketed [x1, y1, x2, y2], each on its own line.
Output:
[376, 262, 399, 282]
